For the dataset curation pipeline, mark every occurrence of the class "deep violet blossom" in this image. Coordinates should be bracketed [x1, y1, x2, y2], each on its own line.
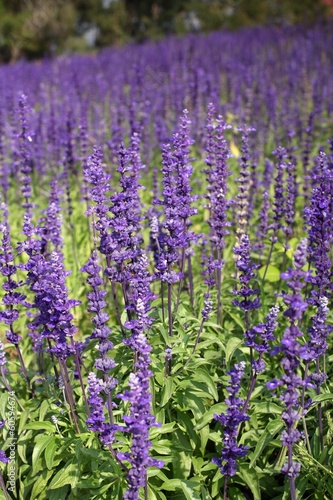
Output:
[0, 202, 26, 346]
[304, 151, 333, 304]
[267, 239, 309, 489]
[155, 110, 197, 283]
[118, 253, 163, 499]
[204, 106, 232, 253]
[27, 251, 80, 359]
[213, 361, 249, 477]
[232, 234, 261, 312]
[81, 251, 116, 391]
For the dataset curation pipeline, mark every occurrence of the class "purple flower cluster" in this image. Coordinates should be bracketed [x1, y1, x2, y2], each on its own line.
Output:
[304, 151, 333, 304]
[232, 234, 261, 312]
[213, 361, 249, 477]
[156, 110, 197, 284]
[0, 202, 26, 346]
[118, 253, 163, 499]
[204, 104, 232, 253]
[81, 251, 116, 383]
[245, 304, 279, 374]
[267, 240, 309, 485]
[27, 251, 80, 359]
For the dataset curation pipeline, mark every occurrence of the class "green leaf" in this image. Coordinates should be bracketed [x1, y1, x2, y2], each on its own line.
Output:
[180, 480, 201, 500]
[194, 370, 219, 401]
[25, 422, 55, 432]
[258, 265, 280, 282]
[238, 465, 261, 500]
[225, 337, 243, 364]
[311, 393, 333, 404]
[48, 460, 79, 489]
[253, 402, 282, 414]
[224, 310, 245, 332]
[194, 403, 226, 431]
[150, 422, 176, 439]
[45, 439, 58, 470]
[39, 400, 51, 421]
[172, 450, 192, 479]
[250, 419, 284, 467]
[181, 392, 206, 419]
[160, 377, 175, 407]
[18, 410, 30, 434]
[32, 435, 55, 468]
[30, 470, 53, 499]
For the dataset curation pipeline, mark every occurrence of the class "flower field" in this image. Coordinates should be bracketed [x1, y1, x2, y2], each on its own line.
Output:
[0, 21, 333, 500]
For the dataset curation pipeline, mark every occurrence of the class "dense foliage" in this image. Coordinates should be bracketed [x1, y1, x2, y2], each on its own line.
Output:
[0, 21, 333, 500]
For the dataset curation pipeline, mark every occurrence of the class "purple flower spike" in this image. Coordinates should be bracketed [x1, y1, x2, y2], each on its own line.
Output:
[232, 234, 261, 312]
[268, 239, 309, 494]
[213, 361, 249, 478]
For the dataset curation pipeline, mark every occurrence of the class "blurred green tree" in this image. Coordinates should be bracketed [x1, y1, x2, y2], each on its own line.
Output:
[0, 0, 331, 62]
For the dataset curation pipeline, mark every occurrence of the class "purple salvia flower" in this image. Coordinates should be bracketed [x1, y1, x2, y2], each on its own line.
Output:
[81, 251, 116, 395]
[156, 110, 197, 283]
[18, 93, 34, 215]
[267, 240, 309, 495]
[38, 180, 63, 257]
[86, 372, 106, 433]
[270, 146, 287, 236]
[262, 158, 274, 190]
[118, 252, 163, 499]
[232, 234, 261, 313]
[86, 373, 118, 447]
[0, 202, 26, 346]
[284, 160, 297, 237]
[255, 190, 270, 255]
[83, 147, 112, 256]
[213, 361, 249, 478]
[235, 127, 255, 238]
[304, 151, 333, 304]
[245, 304, 279, 370]
[201, 293, 213, 321]
[304, 296, 332, 366]
[0, 341, 7, 367]
[28, 251, 80, 360]
[105, 136, 144, 286]
[206, 114, 232, 252]
[0, 450, 9, 464]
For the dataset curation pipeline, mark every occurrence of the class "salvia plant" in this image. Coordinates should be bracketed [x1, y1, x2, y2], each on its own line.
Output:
[0, 19, 333, 500]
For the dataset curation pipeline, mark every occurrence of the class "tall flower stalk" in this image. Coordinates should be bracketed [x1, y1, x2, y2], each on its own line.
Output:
[118, 253, 163, 500]
[267, 239, 310, 500]
[213, 362, 249, 500]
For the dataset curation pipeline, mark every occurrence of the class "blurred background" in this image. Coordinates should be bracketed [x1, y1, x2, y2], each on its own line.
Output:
[0, 0, 332, 63]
